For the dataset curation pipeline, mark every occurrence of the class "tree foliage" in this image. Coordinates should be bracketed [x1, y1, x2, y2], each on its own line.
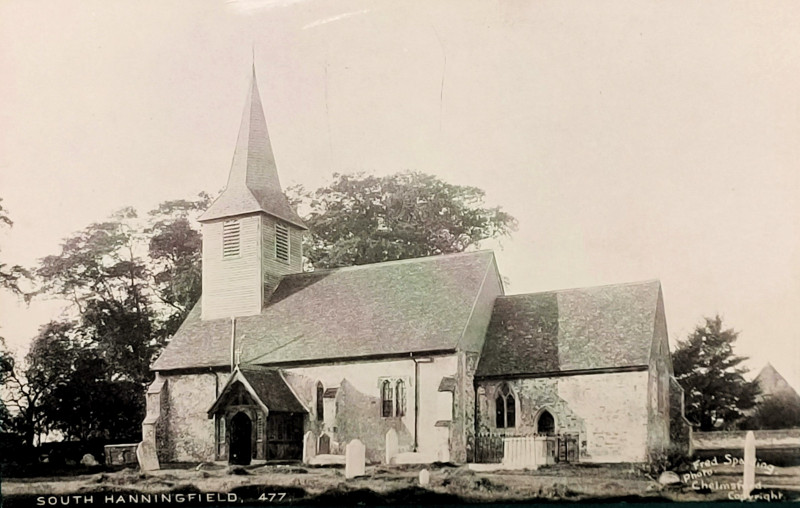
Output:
[0, 198, 31, 299]
[36, 208, 156, 387]
[146, 194, 209, 338]
[740, 394, 800, 430]
[673, 316, 760, 431]
[0, 338, 16, 433]
[1, 194, 208, 445]
[292, 172, 517, 269]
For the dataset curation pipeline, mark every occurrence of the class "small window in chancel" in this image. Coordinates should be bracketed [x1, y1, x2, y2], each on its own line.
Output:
[395, 380, 406, 417]
[275, 223, 289, 262]
[222, 220, 240, 258]
[316, 382, 324, 421]
[381, 380, 394, 417]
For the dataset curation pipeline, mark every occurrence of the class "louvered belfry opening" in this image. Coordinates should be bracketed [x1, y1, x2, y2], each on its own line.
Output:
[275, 222, 289, 262]
[222, 220, 241, 257]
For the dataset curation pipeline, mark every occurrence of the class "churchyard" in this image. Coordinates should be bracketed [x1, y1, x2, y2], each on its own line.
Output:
[3, 459, 799, 506]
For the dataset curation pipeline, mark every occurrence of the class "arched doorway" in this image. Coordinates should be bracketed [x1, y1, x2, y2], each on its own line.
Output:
[229, 412, 252, 465]
[536, 410, 555, 436]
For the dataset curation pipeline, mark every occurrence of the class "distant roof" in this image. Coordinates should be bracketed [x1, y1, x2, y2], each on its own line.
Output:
[755, 363, 800, 404]
[475, 280, 663, 378]
[153, 250, 498, 371]
[199, 67, 306, 228]
[208, 366, 307, 415]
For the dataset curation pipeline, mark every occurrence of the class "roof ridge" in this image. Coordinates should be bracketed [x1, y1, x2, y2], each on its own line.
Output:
[282, 249, 496, 277]
[501, 279, 661, 298]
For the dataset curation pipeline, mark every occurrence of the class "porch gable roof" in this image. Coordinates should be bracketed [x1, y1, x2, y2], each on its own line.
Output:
[208, 366, 307, 417]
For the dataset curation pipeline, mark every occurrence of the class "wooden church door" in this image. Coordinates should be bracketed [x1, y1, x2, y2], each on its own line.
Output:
[230, 411, 253, 465]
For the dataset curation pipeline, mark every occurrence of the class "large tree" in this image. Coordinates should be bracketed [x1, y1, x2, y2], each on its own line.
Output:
[292, 172, 517, 269]
[24, 197, 207, 442]
[37, 208, 156, 385]
[145, 194, 209, 339]
[32, 210, 155, 441]
[673, 316, 760, 431]
[0, 199, 31, 438]
[2, 194, 207, 446]
[2, 322, 75, 447]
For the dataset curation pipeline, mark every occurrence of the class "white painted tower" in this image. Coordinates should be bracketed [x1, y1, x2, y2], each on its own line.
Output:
[198, 67, 307, 321]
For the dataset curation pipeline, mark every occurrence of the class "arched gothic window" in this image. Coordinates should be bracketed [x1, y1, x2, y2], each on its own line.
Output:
[316, 382, 324, 421]
[536, 410, 555, 435]
[381, 380, 394, 417]
[395, 380, 406, 417]
[495, 383, 516, 429]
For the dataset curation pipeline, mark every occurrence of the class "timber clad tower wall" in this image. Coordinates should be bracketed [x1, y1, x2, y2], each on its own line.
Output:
[198, 67, 306, 321]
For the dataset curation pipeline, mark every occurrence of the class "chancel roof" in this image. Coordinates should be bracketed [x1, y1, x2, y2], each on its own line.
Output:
[152, 250, 498, 371]
[199, 67, 306, 228]
[475, 280, 663, 378]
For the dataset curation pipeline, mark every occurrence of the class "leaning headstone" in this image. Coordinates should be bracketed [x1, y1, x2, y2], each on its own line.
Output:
[385, 429, 398, 464]
[345, 439, 366, 479]
[658, 471, 680, 485]
[80, 454, 99, 467]
[743, 430, 756, 498]
[136, 441, 159, 472]
[302, 431, 316, 464]
[418, 469, 430, 486]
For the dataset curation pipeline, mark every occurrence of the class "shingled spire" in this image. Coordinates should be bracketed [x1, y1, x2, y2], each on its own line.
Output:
[199, 66, 307, 321]
[200, 67, 306, 228]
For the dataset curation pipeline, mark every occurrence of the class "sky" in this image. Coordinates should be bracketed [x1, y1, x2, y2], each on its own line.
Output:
[0, 1, 798, 389]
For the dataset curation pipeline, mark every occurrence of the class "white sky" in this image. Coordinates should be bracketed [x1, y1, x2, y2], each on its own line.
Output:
[0, 0, 798, 389]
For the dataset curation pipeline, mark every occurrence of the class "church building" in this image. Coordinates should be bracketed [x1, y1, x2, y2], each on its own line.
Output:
[139, 69, 688, 468]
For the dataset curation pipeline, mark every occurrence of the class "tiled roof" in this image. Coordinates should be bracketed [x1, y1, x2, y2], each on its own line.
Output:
[475, 280, 662, 378]
[199, 68, 306, 228]
[208, 366, 307, 414]
[152, 250, 497, 371]
[240, 367, 307, 413]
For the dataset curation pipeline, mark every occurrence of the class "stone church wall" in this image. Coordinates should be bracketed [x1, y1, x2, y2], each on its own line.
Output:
[160, 371, 229, 462]
[285, 354, 461, 463]
[476, 370, 650, 463]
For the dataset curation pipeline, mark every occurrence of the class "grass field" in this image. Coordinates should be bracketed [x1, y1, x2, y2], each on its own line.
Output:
[2, 460, 799, 506]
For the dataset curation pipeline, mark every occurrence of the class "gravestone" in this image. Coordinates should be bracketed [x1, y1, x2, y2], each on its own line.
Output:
[137, 440, 159, 472]
[385, 429, 398, 464]
[743, 431, 756, 498]
[80, 453, 99, 467]
[658, 471, 680, 485]
[302, 431, 316, 464]
[419, 469, 430, 486]
[318, 433, 331, 455]
[345, 439, 366, 479]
